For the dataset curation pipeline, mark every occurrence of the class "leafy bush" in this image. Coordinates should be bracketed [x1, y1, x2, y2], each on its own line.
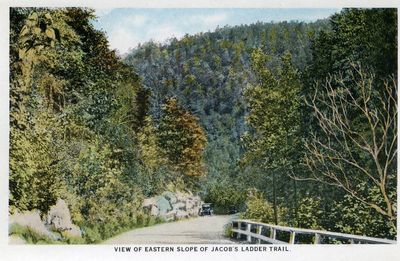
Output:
[241, 189, 288, 225]
[82, 226, 102, 244]
[241, 190, 275, 223]
[205, 182, 246, 214]
[331, 184, 397, 239]
[223, 223, 233, 238]
[296, 197, 324, 229]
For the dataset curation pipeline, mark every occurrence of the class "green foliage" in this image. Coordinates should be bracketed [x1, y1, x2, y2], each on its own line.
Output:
[9, 108, 64, 214]
[243, 50, 302, 168]
[81, 226, 102, 244]
[307, 8, 397, 84]
[296, 197, 323, 229]
[9, 7, 398, 243]
[205, 182, 246, 214]
[158, 97, 207, 179]
[242, 49, 303, 225]
[124, 20, 329, 207]
[9, 224, 58, 244]
[331, 184, 397, 239]
[223, 223, 233, 238]
[9, 8, 159, 244]
[241, 189, 287, 225]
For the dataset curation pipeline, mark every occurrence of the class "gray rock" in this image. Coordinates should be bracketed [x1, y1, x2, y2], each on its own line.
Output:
[185, 199, 195, 211]
[9, 210, 57, 240]
[156, 196, 172, 216]
[142, 191, 203, 221]
[63, 224, 82, 238]
[175, 210, 189, 219]
[164, 211, 175, 222]
[175, 192, 188, 202]
[46, 199, 81, 237]
[172, 202, 186, 211]
[150, 205, 159, 216]
[162, 191, 177, 204]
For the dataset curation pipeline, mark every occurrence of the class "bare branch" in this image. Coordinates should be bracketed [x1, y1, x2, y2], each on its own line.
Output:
[304, 63, 397, 219]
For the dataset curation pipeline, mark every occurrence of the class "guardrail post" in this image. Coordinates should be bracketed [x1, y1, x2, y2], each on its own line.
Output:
[289, 231, 296, 244]
[314, 233, 321, 244]
[247, 223, 252, 242]
[236, 222, 241, 240]
[257, 225, 262, 244]
[270, 228, 276, 240]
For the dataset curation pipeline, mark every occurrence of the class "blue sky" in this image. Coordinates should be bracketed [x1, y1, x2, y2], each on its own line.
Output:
[92, 8, 340, 54]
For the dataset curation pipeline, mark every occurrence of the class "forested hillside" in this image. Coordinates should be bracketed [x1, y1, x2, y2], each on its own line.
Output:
[10, 8, 207, 243]
[123, 20, 329, 208]
[9, 7, 397, 243]
[124, 8, 397, 239]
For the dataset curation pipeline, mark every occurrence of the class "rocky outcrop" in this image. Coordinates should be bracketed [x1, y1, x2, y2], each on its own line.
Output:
[46, 199, 81, 238]
[9, 199, 82, 243]
[9, 210, 59, 240]
[142, 191, 203, 221]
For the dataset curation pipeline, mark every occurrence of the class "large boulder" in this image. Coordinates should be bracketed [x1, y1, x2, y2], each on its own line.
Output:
[9, 210, 57, 240]
[175, 191, 189, 202]
[175, 210, 189, 220]
[172, 202, 186, 211]
[142, 191, 203, 221]
[149, 205, 160, 216]
[162, 191, 177, 204]
[46, 199, 81, 238]
[156, 196, 172, 216]
[164, 211, 175, 222]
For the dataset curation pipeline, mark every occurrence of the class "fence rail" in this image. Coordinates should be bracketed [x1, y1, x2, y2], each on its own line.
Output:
[231, 219, 395, 244]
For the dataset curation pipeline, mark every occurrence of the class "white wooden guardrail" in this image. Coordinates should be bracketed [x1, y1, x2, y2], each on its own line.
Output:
[231, 219, 395, 244]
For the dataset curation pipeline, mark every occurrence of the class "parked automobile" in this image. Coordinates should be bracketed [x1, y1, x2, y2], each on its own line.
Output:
[228, 206, 238, 214]
[199, 203, 213, 216]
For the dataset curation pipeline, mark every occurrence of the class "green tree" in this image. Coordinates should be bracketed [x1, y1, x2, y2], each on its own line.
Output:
[158, 97, 207, 183]
[243, 49, 303, 224]
[10, 8, 149, 242]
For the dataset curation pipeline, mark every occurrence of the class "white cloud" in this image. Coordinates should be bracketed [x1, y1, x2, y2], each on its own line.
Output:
[126, 14, 148, 27]
[148, 25, 184, 44]
[95, 8, 113, 18]
[107, 23, 184, 54]
[108, 27, 141, 54]
[189, 13, 229, 28]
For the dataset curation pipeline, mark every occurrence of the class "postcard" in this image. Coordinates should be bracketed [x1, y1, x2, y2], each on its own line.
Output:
[1, 1, 399, 260]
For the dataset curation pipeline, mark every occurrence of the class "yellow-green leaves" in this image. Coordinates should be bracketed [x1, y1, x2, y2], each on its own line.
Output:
[158, 97, 207, 178]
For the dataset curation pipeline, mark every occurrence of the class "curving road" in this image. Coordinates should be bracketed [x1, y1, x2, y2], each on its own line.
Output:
[103, 215, 237, 244]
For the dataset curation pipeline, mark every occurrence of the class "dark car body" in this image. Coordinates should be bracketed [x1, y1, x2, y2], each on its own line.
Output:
[199, 203, 213, 216]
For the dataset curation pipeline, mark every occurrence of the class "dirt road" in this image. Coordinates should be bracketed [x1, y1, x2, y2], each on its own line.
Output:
[103, 215, 236, 244]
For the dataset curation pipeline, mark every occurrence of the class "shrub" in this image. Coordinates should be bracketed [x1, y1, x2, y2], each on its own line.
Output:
[241, 189, 288, 225]
[331, 185, 397, 239]
[223, 223, 233, 238]
[82, 226, 102, 244]
[296, 197, 323, 229]
[205, 182, 246, 214]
